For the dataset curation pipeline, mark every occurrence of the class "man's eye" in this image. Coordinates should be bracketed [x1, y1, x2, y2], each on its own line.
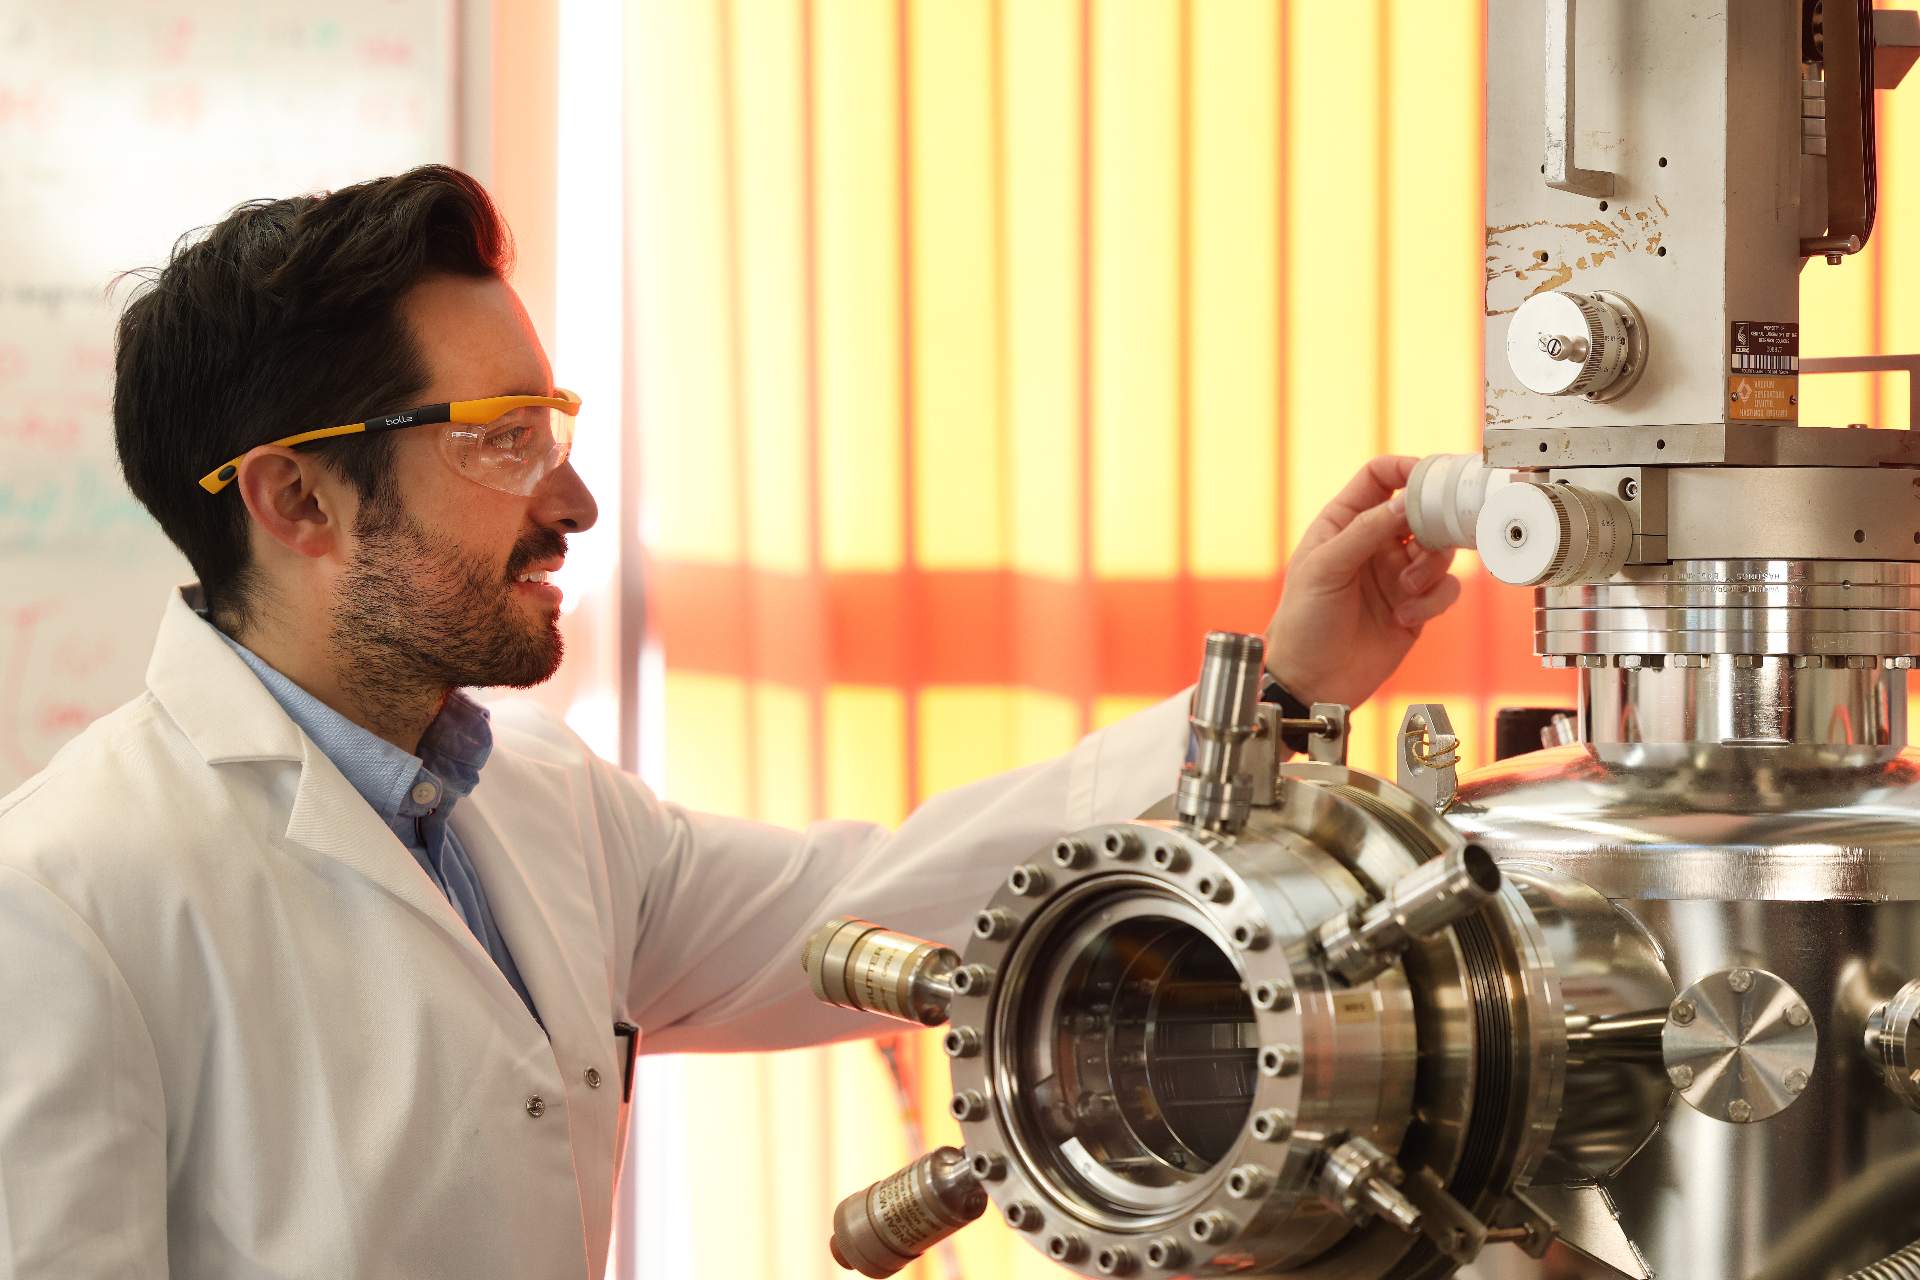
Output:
[486, 426, 531, 451]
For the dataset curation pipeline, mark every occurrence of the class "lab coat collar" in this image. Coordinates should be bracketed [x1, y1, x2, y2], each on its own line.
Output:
[147, 585, 306, 765]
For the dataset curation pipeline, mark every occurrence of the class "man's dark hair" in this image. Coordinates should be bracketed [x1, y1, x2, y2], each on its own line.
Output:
[113, 165, 514, 632]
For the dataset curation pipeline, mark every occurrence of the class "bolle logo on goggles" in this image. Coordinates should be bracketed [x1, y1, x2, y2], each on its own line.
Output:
[379, 412, 418, 429]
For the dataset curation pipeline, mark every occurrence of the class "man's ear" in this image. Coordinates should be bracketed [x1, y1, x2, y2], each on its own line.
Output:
[232, 447, 346, 560]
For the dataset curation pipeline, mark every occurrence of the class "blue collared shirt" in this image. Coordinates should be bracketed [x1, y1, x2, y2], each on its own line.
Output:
[210, 623, 543, 1030]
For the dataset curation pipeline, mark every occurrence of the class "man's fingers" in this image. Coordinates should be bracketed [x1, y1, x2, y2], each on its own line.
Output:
[1299, 455, 1420, 545]
[1398, 545, 1456, 595]
[1310, 491, 1412, 582]
[1394, 574, 1463, 628]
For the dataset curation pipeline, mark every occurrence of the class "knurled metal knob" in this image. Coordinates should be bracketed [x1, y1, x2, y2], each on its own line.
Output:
[1505, 289, 1647, 401]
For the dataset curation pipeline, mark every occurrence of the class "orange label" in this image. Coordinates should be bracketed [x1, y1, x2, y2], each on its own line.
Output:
[1729, 374, 1796, 422]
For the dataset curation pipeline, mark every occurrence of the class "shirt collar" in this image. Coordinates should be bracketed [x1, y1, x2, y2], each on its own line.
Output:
[200, 615, 492, 824]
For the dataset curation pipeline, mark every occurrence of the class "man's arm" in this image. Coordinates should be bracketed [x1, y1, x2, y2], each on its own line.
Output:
[0, 867, 168, 1277]
[618, 457, 1453, 1054]
[618, 689, 1192, 1055]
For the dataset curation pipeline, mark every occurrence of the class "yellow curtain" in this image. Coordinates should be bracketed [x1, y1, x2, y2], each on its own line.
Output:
[618, 1, 1919, 1275]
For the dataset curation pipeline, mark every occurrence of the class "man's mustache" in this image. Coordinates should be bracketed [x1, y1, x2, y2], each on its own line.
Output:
[506, 529, 567, 578]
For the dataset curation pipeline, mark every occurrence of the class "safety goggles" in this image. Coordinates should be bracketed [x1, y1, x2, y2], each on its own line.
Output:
[195, 388, 582, 497]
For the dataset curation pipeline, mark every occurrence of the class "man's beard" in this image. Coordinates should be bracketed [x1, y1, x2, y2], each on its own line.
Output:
[329, 492, 567, 712]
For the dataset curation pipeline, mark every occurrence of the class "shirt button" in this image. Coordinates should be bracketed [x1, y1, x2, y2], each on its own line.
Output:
[411, 780, 439, 806]
[584, 1067, 603, 1089]
[526, 1094, 546, 1118]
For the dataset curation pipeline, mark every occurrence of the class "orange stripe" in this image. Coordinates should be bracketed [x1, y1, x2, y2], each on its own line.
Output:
[647, 561, 1543, 700]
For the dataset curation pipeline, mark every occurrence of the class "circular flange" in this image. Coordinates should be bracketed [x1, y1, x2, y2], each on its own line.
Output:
[947, 813, 1423, 1276]
[1662, 967, 1818, 1125]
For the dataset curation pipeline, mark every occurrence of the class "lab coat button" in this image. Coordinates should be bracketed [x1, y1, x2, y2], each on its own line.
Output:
[526, 1094, 546, 1118]
[585, 1067, 603, 1089]
[411, 780, 439, 806]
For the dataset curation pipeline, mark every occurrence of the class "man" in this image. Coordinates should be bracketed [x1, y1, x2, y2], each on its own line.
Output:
[0, 167, 1460, 1277]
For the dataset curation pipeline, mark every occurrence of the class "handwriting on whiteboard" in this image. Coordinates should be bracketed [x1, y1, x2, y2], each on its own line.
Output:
[0, 0, 455, 795]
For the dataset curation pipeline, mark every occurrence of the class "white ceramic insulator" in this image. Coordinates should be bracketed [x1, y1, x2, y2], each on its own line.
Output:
[1406, 453, 1510, 551]
[1476, 481, 1632, 587]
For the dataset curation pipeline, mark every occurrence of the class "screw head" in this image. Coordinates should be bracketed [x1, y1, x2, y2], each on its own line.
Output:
[1671, 998, 1697, 1026]
[1908, 1067, 1920, 1090]
[1728, 1098, 1753, 1123]
[1052, 839, 1088, 868]
[969, 1150, 1007, 1180]
[1004, 1202, 1042, 1232]
[1144, 1238, 1187, 1269]
[1729, 968, 1755, 993]
[1251, 981, 1293, 1011]
[950, 1090, 989, 1122]
[950, 964, 994, 997]
[1785, 1068, 1809, 1095]
[1046, 1234, 1087, 1263]
[1008, 864, 1049, 896]
[1231, 921, 1269, 951]
[1786, 1003, 1811, 1028]
[1670, 1064, 1696, 1089]
[1251, 1108, 1295, 1142]
[1195, 874, 1233, 904]
[1189, 1212, 1234, 1244]
[1259, 1045, 1301, 1077]
[973, 909, 1014, 940]
[944, 1026, 982, 1058]
[1226, 1164, 1271, 1199]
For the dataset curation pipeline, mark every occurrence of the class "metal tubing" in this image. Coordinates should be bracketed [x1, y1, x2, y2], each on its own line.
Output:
[1317, 845, 1504, 984]
[1176, 631, 1267, 834]
[1565, 1009, 1668, 1066]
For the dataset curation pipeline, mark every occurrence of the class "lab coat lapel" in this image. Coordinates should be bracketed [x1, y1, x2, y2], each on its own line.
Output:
[147, 586, 523, 991]
[454, 759, 607, 1061]
[280, 738, 501, 963]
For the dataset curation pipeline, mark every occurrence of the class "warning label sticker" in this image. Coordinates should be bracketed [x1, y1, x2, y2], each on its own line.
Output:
[1730, 321, 1798, 421]
[1730, 375, 1796, 421]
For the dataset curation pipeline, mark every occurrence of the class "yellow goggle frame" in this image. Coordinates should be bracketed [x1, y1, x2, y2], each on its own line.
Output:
[196, 388, 583, 495]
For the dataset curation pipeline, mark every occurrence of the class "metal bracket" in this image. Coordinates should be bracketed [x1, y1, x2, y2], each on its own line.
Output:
[1305, 701, 1349, 765]
[1543, 0, 1614, 198]
[1397, 703, 1461, 812]
[1493, 1188, 1562, 1262]
[1800, 354, 1920, 429]
[1402, 1167, 1491, 1265]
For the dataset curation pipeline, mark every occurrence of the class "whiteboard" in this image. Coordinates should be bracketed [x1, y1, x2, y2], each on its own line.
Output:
[0, 2, 459, 791]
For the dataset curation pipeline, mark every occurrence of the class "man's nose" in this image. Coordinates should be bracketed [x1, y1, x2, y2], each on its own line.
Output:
[532, 459, 599, 533]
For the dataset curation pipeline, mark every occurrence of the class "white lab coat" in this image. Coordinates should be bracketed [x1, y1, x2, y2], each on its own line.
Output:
[0, 587, 1191, 1278]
